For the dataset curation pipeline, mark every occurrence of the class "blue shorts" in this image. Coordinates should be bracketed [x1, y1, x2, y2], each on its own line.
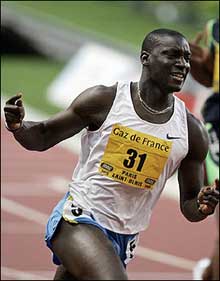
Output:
[45, 192, 139, 267]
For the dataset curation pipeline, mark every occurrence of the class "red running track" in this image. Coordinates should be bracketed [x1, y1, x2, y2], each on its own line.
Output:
[1, 120, 218, 280]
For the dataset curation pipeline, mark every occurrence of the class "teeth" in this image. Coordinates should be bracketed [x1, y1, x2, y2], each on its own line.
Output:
[172, 73, 183, 78]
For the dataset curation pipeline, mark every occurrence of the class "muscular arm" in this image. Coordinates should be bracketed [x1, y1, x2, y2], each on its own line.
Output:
[4, 84, 117, 151]
[178, 111, 214, 222]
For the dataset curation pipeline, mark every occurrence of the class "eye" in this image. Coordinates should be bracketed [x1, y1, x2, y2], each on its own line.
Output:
[167, 51, 178, 59]
[162, 52, 175, 59]
[168, 54, 176, 59]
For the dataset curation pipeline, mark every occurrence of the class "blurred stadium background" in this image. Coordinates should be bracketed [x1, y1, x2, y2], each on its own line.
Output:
[1, 1, 219, 280]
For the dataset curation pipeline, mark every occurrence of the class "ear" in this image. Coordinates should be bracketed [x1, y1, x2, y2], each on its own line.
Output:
[140, 51, 150, 66]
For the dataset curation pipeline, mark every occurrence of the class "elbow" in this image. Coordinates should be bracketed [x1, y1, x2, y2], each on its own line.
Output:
[13, 122, 50, 151]
[32, 139, 54, 151]
[20, 143, 48, 152]
[15, 135, 49, 151]
[180, 201, 207, 222]
[34, 146, 49, 152]
[180, 206, 196, 222]
[181, 211, 199, 222]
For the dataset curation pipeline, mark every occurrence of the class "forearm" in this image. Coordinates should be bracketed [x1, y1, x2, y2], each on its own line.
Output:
[4, 93, 87, 151]
[11, 121, 48, 151]
[181, 197, 208, 222]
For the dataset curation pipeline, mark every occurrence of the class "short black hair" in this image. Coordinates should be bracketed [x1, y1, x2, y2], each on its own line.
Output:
[141, 28, 187, 52]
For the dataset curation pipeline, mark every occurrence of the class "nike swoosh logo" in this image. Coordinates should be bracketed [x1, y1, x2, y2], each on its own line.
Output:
[166, 133, 181, 140]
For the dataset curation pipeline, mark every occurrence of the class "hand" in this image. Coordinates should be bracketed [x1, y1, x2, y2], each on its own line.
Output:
[197, 179, 219, 216]
[189, 32, 209, 64]
[191, 28, 208, 47]
[4, 93, 25, 131]
[189, 42, 209, 64]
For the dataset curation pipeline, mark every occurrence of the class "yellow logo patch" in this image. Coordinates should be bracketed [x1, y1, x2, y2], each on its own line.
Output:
[99, 124, 172, 189]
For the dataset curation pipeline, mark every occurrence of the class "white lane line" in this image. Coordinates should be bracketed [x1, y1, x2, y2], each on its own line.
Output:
[128, 272, 192, 279]
[1, 176, 69, 196]
[2, 222, 44, 234]
[1, 197, 48, 225]
[2, 197, 197, 270]
[1, 266, 50, 280]
[2, 183, 53, 196]
[2, 180, 68, 196]
[136, 246, 196, 270]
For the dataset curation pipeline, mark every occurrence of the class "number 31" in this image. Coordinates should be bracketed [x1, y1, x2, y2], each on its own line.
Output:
[123, 148, 147, 172]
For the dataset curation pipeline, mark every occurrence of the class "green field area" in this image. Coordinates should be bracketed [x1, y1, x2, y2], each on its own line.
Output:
[1, 1, 218, 114]
[3, 1, 219, 45]
[1, 57, 63, 115]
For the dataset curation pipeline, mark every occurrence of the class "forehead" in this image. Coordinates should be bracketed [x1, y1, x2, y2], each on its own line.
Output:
[154, 35, 190, 52]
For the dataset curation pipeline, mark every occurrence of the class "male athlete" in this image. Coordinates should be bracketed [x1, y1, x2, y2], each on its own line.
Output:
[4, 29, 220, 280]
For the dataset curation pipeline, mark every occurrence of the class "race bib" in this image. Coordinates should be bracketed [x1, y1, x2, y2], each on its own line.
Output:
[99, 124, 172, 189]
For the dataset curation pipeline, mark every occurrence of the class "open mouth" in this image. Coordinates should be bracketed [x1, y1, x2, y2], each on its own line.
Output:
[170, 73, 184, 82]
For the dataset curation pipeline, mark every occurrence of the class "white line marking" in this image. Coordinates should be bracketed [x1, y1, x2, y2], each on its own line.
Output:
[2, 183, 54, 196]
[2, 222, 44, 234]
[1, 180, 68, 196]
[136, 246, 196, 270]
[1, 266, 50, 280]
[128, 271, 192, 280]
[1, 197, 48, 225]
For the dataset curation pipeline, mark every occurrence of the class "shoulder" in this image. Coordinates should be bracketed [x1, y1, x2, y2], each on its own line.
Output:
[69, 83, 118, 129]
[186, 110, 209, 161]
[73, 83, 117, 111]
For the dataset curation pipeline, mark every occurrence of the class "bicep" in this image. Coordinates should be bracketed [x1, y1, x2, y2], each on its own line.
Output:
[178, 158, 205, 201]
[42, 84, 116, 147]
[178, 113, 209, 201]
[42, 85, 104, 142]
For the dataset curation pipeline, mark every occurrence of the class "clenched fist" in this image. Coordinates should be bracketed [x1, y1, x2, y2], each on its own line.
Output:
[197, 179, 219, 216]
[4, 93, 25, 131]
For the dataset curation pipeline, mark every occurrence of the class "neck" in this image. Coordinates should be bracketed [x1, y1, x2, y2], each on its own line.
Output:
[139, 71, 174, 101]
[137, 81, 174, 114]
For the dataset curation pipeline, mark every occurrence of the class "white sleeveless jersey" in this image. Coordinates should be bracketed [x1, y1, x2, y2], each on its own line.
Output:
[68, 81, 189, 234]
